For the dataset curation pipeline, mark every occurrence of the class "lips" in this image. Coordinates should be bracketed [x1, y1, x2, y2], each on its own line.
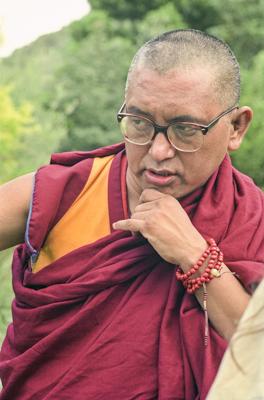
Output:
[144, 168, 180, 186]
[149, 169, 173, 177]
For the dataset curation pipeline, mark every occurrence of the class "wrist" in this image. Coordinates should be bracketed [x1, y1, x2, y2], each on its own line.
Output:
[178, 239, 208, 272]
[176, 238, 224, 294]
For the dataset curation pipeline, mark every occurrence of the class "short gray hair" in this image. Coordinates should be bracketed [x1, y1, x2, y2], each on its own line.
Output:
[126, 29, 240, 106]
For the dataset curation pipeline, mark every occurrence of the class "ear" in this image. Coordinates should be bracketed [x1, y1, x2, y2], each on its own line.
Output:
[228, 106, 253, 151]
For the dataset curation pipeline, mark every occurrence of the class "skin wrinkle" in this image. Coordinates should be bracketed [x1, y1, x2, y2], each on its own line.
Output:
[126, 104, 211, 125]
[127, 67, 219, 124]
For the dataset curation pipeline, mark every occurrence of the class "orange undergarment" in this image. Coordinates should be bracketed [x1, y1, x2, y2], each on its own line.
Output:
[32, 155, 114, 272]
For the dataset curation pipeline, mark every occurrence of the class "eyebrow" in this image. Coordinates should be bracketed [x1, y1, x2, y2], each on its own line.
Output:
[126, 105, 208, 125]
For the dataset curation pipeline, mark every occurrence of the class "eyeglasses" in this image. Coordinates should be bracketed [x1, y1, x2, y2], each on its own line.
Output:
[117, 103, 238, 153]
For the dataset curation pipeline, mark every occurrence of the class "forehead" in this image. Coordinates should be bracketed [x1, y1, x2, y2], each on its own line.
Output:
[126, 67, 220, 117]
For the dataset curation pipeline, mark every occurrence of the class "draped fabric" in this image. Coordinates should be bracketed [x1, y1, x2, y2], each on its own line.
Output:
[0, 143, 263, 400]
[206, 278, 264, 399]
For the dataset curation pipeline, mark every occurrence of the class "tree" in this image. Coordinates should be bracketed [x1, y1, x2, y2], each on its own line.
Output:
[135, 3, 187, 45]
[175, 0, 220, 30]
[89, 0, 167, 20]
[0, 86, 35, 182]
[231, 51, 264, 188]
[208, 0, 264, 66]
[54, 26, 135, 151]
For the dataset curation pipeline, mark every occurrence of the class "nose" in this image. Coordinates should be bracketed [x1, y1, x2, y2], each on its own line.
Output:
[148, 132, 176, 162]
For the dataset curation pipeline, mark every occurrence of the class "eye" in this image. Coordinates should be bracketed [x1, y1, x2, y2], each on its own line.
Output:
[172, 124, 199, 137]
[129, 116, 151, 130]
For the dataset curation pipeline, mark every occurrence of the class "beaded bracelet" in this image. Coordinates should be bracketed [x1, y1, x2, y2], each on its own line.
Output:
[175, 238, 223, 294]
[176, 238, 224, 346]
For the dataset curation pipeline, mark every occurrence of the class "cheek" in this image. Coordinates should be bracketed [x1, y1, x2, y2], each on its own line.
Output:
[184, 146, 226, 185]
[185, 161, 209, 185]
[125, 143, 148, 172]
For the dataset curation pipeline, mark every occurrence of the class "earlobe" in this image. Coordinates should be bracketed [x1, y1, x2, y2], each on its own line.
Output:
[228, 106, 253, 152]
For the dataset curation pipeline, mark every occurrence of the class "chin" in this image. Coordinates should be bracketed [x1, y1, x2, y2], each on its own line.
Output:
[142, 183, 186, 199]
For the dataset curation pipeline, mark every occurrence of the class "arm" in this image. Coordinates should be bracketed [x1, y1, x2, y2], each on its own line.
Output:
[0, 173, 34, 251]
[113, 188, 250, 341]
[183, 262, 250, 341]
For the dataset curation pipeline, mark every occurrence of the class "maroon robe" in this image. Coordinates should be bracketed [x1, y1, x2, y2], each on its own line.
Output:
[0, 143, 264, 399]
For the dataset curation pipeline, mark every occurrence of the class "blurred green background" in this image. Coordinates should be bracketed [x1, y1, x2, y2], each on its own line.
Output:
[0, 0, 264, 341]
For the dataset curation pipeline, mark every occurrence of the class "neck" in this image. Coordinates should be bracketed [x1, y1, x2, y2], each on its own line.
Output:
[126, 170, 141, 215]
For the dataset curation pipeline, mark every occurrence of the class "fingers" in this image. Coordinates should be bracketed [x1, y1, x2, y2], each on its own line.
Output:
[139, 188, 166, 203]
[112, 218, 145, 233]
[136, 189, 181, 214]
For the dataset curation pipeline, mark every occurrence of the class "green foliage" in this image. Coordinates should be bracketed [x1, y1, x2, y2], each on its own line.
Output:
[69, 10, 135, 43]
[0, 31, 69, 180]
[0, 86, 36, 182]
[135, 3, 187, 44]
[208, 0, 264, 66]
[175, 0, 220, 30]
[89, 0, 167, 20]
[0, 30, 70, 104]
[231, 51, 264, 187]
[69, 11, 110, 41]
[54, 30, 135, 151]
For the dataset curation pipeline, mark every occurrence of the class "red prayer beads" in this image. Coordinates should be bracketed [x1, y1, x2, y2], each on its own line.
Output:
[175, 238, 223, 293]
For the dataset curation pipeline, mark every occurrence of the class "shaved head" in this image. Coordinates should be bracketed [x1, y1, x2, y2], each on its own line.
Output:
[126, 29, 240, 107]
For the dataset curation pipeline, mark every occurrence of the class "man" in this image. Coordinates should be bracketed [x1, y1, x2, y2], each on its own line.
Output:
[0, 29, 263, 400]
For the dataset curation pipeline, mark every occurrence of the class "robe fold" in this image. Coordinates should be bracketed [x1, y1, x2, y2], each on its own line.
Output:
[0, 143, 263, 400]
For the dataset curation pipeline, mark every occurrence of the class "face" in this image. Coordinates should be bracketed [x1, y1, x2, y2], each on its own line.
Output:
[124, 66, 239, 206]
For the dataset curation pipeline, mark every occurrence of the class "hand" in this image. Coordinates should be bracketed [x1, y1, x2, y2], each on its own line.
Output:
[113, 189, 207, 269]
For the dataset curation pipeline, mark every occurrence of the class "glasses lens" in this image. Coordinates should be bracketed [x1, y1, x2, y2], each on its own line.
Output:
[120, 116, 153, 144]
[168, 124, 204, 152]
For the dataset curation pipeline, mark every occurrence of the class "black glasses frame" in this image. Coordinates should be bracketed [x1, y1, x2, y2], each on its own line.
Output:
[117, 103, 238, 137]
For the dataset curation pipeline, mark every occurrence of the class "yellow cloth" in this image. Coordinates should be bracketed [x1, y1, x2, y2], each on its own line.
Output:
[207, 279, 264, 399]
[32, 155, 114, 272]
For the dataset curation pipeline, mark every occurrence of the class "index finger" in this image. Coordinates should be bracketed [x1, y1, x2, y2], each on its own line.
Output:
[112, 218, 145, 233]
[139, 188, 167, 204]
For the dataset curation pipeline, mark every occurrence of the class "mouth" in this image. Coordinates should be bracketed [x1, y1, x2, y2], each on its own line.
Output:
[149, 169, 174, 176]
[144, 168, 181, 186]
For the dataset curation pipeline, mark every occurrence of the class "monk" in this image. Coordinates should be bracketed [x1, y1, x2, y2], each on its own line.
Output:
[0, 29, 263, 400]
